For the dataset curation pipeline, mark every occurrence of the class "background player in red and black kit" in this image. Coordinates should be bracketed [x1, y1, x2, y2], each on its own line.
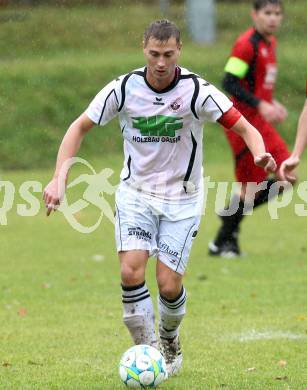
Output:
[209, 0, 295, 257]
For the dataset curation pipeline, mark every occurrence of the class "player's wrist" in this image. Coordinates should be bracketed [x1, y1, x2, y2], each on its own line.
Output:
[257, 100, 266, 110]
[249, 97, 260, 109]
[290, 153, 300, 161]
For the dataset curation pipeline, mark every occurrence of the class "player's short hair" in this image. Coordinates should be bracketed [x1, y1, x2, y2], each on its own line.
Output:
[253, 0, 283, 10]
[143, 20, 181, 47]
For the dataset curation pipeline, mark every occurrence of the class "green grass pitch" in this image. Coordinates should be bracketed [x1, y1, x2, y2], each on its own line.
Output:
[1, 155, 307, 389]
[1, 1, 307, 388]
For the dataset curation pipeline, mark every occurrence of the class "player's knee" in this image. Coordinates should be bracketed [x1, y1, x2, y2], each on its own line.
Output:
[157, 279, 181, 300]
[120, 263, 145, 286]
[157, 266, 182, 300]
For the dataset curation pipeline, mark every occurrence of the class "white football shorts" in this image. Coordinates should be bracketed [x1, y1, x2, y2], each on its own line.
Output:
[115, 183, 203, 275]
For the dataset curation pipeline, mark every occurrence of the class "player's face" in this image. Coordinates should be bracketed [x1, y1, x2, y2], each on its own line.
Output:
[252, 4, 283, 37]
[143, 37, 181, 85]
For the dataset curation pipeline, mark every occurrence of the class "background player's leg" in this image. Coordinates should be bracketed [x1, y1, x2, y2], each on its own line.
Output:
[209, 145, 268, 257]
[120, 250, 158, 347]
[209, 177, 290, 257]
[210, 122, 295, 257]
[210, 192, 244, 256]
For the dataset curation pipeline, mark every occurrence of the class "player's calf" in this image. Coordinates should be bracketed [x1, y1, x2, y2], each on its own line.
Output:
[122, 281, 158, 348]
[158, 287, 186, 376]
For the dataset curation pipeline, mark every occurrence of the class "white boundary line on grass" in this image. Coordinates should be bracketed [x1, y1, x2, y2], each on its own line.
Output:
[230, 329, 307, 342]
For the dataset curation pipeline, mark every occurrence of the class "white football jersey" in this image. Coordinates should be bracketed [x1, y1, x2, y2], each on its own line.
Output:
[86, 66, 232, 201]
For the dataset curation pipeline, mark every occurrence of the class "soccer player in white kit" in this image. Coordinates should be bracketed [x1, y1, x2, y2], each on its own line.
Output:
[43, 20, 276, 376]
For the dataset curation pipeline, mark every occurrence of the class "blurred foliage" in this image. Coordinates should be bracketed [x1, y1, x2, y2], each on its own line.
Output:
[0, 0, 305, 169]
[3, 0, 180, 6]
[0, 0, 261, 7]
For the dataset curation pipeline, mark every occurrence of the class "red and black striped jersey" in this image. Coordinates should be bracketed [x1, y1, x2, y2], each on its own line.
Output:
[229, 28, 277, 112]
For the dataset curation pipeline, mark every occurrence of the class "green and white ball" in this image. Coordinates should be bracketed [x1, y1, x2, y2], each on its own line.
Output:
[119, 344, 168, 388]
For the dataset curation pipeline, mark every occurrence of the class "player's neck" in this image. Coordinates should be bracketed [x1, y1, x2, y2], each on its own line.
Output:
[145, 67, 178, 91]
[254, 27, 274, 43]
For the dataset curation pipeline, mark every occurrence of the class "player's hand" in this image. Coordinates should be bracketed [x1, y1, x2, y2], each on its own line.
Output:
[254, 152, 277, 173]
[273, 100, 288, 123]
[43, 177, 65, 216]
[279, 156, 299, 182]
[258, 101, 280, 124]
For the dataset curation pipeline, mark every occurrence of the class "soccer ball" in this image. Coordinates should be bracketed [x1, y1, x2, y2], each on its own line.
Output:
[119, 344, 168, 388]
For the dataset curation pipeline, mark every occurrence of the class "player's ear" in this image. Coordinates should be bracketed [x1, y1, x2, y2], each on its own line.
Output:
[177, 42, 182, 54]
[142, 40, 147, 55]
[251, 9, 257, 24]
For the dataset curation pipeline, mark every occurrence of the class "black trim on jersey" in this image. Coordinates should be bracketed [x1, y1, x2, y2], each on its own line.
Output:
[201, 94, 224, 115]
[178, 73, 202, 119]
[222, 73, 260, 108]
[179, 74, 199, 80]
[191, 76, 200, 119]
[143, 66, 182, 94]
[235, 146, 250, 162]
[133, 70, 145, 76]
[98, 89, 117, 125]
[114, 90, 119, 105]
[183, 131, 197, 193]
[123, 155, 131, 181]
[118, 72, 135, 112]
[121, 124, 126, 133]
[246, 30, 262, 93]
[118, 71, 146, 111]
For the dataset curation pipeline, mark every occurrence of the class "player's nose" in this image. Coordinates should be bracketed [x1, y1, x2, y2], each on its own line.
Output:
[157, 57, 166, 67]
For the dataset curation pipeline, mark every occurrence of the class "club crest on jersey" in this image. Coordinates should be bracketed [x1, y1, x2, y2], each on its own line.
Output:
[261, 47, 268, 57]
[169, 97, 183, 113]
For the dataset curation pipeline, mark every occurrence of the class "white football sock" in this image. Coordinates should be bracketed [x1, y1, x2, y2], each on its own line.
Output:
[158, 286, 186, 339]
[122, 281, 158, 347]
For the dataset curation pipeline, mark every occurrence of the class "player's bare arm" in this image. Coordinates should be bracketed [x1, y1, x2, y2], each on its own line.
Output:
[43, 113, 95, 216]
[280, 98, 307, 181]
[230, 115, 277, 172]
[258, 100, 283, 124]
[273, 99, 288, 121]
[290, 98, 307, 158]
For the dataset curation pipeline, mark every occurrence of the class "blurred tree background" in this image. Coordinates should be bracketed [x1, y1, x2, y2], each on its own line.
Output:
[0, 0, 252, 5]
[2, 0, 263, 4]
[0, 0, 305, 169]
